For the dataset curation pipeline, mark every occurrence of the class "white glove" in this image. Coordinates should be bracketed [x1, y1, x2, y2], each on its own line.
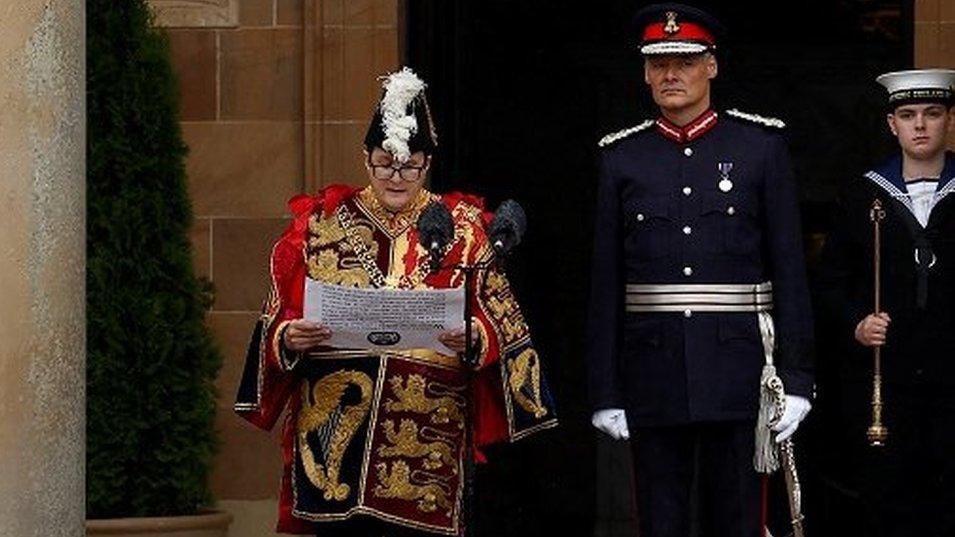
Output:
[591, 408, 630, 440]
[771, 395, 812, 443]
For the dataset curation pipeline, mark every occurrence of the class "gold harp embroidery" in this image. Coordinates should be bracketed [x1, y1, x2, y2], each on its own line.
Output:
[378, 419, 457, 472]
[384, 374, 465, 428]
[507, 348, 548, 419]
[297, 370, 374, 501]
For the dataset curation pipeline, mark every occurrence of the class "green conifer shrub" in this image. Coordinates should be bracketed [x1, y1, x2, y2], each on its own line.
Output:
[86, 0, 222, 518]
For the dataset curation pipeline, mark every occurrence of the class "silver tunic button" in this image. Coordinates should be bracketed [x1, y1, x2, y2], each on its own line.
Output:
[684, 309, 693, 318]
[636, 213, 645, 221]
[683, 266, 693, 277]
[727, 206, 736, 216]
[682, 186, 692, 196]
[682, 226, 692, 235]
[684, 147, 693, 157]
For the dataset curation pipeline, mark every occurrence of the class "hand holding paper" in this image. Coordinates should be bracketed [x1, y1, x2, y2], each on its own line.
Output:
[283, 319, 332, 352]
[303, 279, 466, 355]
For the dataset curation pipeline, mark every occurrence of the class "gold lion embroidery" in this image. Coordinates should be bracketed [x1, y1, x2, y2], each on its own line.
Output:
[378, 419, 457, 472]
[305, 249, 370, 287]
[507, 348, 548, 419]
[297, 370, 374, 501]
[482, 270, 529, 348]
[308, 212, 347, 246]
[374, 461, 453, 515]
[306, 212, 371, 287]
[385, 374, 465, 428]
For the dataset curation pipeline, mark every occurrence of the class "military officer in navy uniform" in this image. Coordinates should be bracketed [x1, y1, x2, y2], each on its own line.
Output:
[586, 4, 815, 536]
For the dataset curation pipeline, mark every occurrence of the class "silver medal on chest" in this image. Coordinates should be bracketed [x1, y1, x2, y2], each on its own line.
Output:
[718, 162, 734, 192]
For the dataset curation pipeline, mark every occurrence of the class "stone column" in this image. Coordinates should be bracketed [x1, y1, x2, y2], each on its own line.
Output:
[0, 1, 85, 536]
[914, 0, 955, 147]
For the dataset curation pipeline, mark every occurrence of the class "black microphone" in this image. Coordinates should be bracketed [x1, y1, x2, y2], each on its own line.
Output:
[488, 200, 527, 256]
[417, 202, 454, 273]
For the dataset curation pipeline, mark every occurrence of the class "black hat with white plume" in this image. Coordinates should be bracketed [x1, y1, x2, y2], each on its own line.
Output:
[363, 67, 438, 162]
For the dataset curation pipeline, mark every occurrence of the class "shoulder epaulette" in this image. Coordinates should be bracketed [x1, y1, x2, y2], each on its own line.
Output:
[725, 109, 786, 129]
[598, 120, 654, 147]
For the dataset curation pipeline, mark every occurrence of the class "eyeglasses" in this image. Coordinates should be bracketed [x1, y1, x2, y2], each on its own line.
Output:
[367, 160, 427, 182]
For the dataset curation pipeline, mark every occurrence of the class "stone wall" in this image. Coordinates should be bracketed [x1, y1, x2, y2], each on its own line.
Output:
[155, 1, 399, 534]
[915, 0, 955, 147]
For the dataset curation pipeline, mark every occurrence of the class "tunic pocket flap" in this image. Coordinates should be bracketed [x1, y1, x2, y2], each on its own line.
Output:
[700, 192, 757, 217]
[627, 196, 672, 222]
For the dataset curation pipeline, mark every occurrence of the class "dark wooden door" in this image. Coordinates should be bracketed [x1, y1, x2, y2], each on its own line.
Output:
[405, 2, 911, 535]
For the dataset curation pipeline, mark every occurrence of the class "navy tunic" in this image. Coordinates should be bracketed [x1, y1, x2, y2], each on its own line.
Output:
[586, 111, 815, 426]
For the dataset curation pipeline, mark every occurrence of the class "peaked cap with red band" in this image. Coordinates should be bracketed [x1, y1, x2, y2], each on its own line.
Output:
[633, 3, 725, 56]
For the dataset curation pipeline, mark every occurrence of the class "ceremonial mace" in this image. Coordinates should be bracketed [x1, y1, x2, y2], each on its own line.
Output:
[867, 199, 888, 447]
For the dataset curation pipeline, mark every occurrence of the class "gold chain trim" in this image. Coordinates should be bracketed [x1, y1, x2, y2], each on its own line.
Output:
[337, 205, 389, 288]
[337, 203, 438, 289]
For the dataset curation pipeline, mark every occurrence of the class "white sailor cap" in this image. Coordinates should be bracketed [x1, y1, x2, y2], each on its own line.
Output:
[876, 68, 955, 108]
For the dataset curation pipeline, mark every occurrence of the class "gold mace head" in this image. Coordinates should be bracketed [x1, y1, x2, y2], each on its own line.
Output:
[867, 425, 888, 447]
[870, 198, 885, 222]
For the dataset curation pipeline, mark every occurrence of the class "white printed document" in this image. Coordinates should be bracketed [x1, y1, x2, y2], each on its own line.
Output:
[303, 279, 465, 355]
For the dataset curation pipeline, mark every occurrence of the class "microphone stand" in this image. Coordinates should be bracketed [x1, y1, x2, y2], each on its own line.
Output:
[432, 258, 497, 537]
[423, 200, 522, 536]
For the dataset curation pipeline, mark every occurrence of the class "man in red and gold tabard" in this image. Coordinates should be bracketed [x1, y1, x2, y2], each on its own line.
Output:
[234, 67, 556, 536]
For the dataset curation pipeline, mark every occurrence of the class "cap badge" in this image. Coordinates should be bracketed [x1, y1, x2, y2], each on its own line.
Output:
[718, 162, 734, 192]
[664, 11, 681, 35]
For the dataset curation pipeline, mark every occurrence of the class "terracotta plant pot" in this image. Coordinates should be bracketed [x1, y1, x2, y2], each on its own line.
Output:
[87, 510, 233, 537]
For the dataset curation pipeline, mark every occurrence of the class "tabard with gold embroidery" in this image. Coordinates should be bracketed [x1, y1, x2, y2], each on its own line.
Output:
[235, 185, 557, 535]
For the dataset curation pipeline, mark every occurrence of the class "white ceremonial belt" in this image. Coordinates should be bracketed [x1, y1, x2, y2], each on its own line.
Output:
[625, 282, 773, 313]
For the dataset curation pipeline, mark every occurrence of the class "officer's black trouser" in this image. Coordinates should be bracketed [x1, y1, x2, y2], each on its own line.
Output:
[631, 421, 761, 537]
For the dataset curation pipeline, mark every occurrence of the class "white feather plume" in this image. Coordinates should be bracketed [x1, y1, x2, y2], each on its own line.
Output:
[378, 67, 426, 163]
